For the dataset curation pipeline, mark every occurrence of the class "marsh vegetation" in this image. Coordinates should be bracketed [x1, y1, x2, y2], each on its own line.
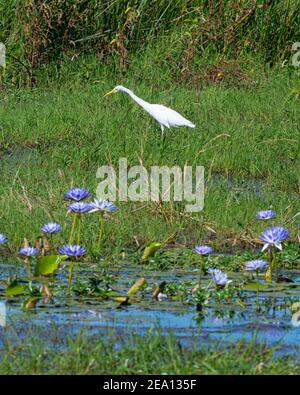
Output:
[0, 0, 299, 374]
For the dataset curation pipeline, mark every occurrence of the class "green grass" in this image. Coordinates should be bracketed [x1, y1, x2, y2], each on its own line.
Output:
[0, 328, 299, 375]
[0, 53, 299, 254]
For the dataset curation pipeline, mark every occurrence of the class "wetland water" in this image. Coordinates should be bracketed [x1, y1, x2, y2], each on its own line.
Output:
[1, 256, 300, 356]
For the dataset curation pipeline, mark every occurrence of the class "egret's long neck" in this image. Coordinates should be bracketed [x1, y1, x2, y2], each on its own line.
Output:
[123, 88, 152, 112]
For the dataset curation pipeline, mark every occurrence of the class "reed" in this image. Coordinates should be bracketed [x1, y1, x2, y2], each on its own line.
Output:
[1, 1, 300, 85]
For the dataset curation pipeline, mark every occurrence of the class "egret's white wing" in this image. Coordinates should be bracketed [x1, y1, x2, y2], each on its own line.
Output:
[148, 104, 195, 129]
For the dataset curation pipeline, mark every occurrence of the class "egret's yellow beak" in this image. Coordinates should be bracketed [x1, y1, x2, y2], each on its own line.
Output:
[104, 88, 117, 97]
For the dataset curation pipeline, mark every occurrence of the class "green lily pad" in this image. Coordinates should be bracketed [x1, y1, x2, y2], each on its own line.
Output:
[127, 278, 147, 296]
[34, 255, 68, 276]
[243, 282, 288, 292]
[6, 280, 27, 297]
[114, 296, 130, 305]
[243, 283, 269, 291]
[142, 242, 162, 260]
[290, 302, 300, 312]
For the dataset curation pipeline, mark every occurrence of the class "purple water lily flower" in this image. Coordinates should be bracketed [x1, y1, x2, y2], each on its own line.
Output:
[59, 245, 86, 257]
[208, 269, 231, 286]
[64, 188, 91, 201]
[88, 199, 118, 213]
[256, 210, 276, 220]
[19, 246, 40, 257]
[244, 260, 269, 271]
[69, 202, 92, 213]
[261, 226, 289, 252]
[0, 234, 7, 245]
[193, 245, 213, 255]
[41, 222, 62, 234]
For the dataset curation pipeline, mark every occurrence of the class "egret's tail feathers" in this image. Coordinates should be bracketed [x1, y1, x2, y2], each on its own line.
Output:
[187, 122, 196, 128]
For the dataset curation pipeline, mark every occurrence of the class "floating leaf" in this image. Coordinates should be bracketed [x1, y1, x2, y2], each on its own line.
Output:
[243, 283, 269, 291]
[114, 296, 130, 306]
[6, 280, 27, 297]
[290, 302, 300, 312]
[23, 297, 38, 309]
[142, 242, 162, 260]
[127, 278, 147, 296]
[34, 255, 67, 276]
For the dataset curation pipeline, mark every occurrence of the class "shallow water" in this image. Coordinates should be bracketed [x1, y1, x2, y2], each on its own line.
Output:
[1, 257, 300, 356]
[0, 146, 41, 174]
[208, 174, 264, 197]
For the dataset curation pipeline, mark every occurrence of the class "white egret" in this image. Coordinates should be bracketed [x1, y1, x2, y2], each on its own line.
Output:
[104, 85, 195, 134]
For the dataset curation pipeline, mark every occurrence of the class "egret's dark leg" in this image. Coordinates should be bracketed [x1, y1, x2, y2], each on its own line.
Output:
[162, 131, 166, 146]
[160, 125, 166, 157]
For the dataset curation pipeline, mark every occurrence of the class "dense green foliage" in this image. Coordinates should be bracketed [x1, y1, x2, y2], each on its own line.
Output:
[0, 328, 298, 374]
[0, 1, 299, 252]
[1, 0, 300, 85]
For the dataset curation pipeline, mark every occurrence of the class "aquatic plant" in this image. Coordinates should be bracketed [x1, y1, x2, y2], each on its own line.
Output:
[19, 246, 40, 286]
[88, 199, 118, 249]
[59, 245, 86, 257]
[69, 202, 92, 213]
[142, 242, 162, 261]
[41, 223, 62, 234]
[256, 210, 276, 220]
[0, 234, 7, 244]
[189, 287, 211, 314]
[64, 188, 91, 201]
[261, 226, 289, 252]
[244, 260, 269, 271]
[68, 202, 92, 245]
[88, 199, 118, 214]
[19, 246, 40, 257]
[73, 273, 116, 297]
[193, 246, 213, 255]
[59, 244, 86, 294]
[244, 259, 269, 309]
[261, 226, 289, 282]
[213, 285, 244, 305]
[164, 281, 191, 301]
[193, 245, 213, 285]
[208, 269, 231, 287]
[41, 223, 62, 251]
[34, 254, 67, 277]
